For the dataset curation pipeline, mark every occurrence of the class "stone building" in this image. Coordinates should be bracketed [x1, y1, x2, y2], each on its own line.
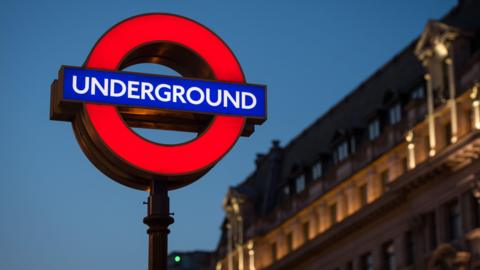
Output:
[212, 1, 480, 270]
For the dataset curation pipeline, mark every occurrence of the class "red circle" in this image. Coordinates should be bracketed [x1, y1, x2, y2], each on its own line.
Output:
[84, 14, 245, 175]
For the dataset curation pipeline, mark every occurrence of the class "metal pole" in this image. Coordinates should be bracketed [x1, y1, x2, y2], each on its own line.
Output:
[143, 181, 174, 270]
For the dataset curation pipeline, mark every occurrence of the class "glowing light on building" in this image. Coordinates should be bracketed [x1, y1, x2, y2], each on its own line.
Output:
[247, 240, 256, 270]
[425, 74, 436, 157]
[474, 100, 480, 130]
[445, 58, 458, 144]
[434, 40, 448, 57]
[406, 131, 416, 169]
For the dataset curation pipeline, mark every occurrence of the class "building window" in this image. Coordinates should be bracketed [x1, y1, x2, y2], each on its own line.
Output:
[471, 104, 480, 130]
[286, 232, 294, 253]
[271, 242, 277, 262]
[381, 169, 390, 192]
[401, 157, 408, 173]
[295, 174, 306, 193]
[444, 122, 452, 146]
[471, 193, 480, 228]
[346, 261, 353, 270]
[405, 230, 415, 266]
[426, 211, 437, 251]
[466, 108, 474, 132]
[360, 252, 373, 270]
[350, 136, 356, 154]
[335, 141, 349, 163]
[330, 203, 338, 225]
[368, 118, 380, 141]
[446, 200, 462, 241]
[424, 136, 431, 159]
[312, 161, 322, 180]
[411, 84, 425, 100]
[389, 103, 402, 125]
[442, 62, 450, 102]
[383, 241, 396, 270]
[359, 184, 368, 207]
[303, 221, 310, 242]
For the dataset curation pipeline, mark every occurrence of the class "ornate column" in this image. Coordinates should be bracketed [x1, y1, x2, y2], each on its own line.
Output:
[366, 169, 378, 202]
[237, 216, 244, 270]
[425, 73, 437, 157]
[469, 173, 480, 267]
[406, 131, 416, 170]
[471, 84, 480, 130]
[227, 222, 233, 270]
[336, 192, 348, 221]
[247, 240, 256, 270]
[446, 57, 459, 143]
[309, 209, 319, 238]
[316, 203, 328, 232]
[344, 184, 357, 215]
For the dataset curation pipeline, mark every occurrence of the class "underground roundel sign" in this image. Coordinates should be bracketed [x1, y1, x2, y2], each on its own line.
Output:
[50, 14, 267, 190]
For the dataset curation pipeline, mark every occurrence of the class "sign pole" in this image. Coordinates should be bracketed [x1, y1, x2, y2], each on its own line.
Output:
[143, 181, 174, 270]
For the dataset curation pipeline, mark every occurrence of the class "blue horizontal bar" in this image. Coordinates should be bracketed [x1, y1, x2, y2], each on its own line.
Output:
[61, 66, 266, 119]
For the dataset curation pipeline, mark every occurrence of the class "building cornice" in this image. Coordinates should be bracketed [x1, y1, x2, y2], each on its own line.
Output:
[264, 131, 480, 270]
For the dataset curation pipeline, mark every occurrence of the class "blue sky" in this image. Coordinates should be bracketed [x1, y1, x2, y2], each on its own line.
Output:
[0, 1, 456, 269]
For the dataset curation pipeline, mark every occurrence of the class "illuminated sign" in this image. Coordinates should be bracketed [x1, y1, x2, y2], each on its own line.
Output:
[60, 66, 266, 119]
[50, 14, 266, 190]
[50, 13, 266, 270]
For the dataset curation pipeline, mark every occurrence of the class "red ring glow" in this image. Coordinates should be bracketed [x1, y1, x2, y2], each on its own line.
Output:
[84, 14, 245, 175]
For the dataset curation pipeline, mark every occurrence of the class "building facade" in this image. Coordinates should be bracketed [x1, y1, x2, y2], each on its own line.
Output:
[213, 1, 480, 270]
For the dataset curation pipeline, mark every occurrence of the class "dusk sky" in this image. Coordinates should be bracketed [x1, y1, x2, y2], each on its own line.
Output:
[1, 1, 456, 269]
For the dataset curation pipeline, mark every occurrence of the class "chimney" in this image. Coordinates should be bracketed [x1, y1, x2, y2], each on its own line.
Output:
[255, 153, 266, 167]
[271, 139, 280, 149]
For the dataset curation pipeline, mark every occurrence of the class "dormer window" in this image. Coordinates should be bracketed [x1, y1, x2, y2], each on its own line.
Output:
[411, 84, 425, 100]
[295, 174, 306, 193]
[312, 161, 322, 180]
[335, 141, 349, 163]
[350, 137, 356, 154]
[389, 103, 402, 125]
[368, 118, 380, 141]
